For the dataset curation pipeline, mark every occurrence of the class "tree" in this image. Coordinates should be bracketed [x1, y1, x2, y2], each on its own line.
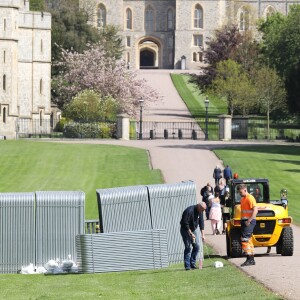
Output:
[254, 67, 287, 139]
[53, 43, 159, 116]
[63, 90, 119, 122]
[258, 5, 300, 114]
[210, 59, 256, 116]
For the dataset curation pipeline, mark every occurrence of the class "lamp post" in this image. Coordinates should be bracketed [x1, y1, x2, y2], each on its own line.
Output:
[139, 98, 144, 140]
[204, 96, 209, 140]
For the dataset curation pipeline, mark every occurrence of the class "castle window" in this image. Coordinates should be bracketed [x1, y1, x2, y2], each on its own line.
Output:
[239, 8, 249, 31]
[193, 35, 203, 47]
[167, 9, 174, 30]
[126, 52, 130, 64]
[4, 18, 7, 31]
[198, 52, 203, 62]
[193, 52, 197, 62]
[3, 74, 6, 91]
[3, 107, 6, 123]
[126, 8, 132, 29]
[41, 39, 43, 53]
[40, 79, 43, 94]
[40, 110, 43, 127]
[194, 4, 203, 28]
[3, 51, 5, 63]
[126, 36, 131, 47]
[265, 6, 276, 19]
[145, 7, 154, 31]
[97, 4, 106, 27]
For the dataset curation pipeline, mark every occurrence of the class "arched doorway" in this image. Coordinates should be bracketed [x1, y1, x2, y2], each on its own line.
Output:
[140, 49, 155, 67]
[138, 38, 160, 69]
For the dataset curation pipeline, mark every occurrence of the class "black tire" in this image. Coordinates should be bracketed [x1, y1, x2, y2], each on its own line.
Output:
[281, 227, 294, 256]
[226, 229, 231, 257]
[230, 228, 242, 258]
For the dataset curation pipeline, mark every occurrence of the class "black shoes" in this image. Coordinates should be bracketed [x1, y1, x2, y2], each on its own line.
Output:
[241, 257, 255, 267]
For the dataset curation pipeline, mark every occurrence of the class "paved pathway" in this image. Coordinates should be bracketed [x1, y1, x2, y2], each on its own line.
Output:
[51, 70, 300, 299]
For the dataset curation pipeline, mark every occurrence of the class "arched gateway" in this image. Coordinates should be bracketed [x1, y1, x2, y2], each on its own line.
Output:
[138, 38, 160, 69]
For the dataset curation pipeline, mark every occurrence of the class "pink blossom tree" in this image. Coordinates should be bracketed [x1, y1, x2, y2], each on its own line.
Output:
[53, 43, 159, 117]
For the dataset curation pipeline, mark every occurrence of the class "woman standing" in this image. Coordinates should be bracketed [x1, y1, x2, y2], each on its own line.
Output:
[209, 192, 222, 235]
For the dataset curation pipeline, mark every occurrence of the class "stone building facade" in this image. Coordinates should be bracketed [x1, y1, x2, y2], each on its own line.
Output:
[0, 0, 51, 139]
[81, 0, 299, 70]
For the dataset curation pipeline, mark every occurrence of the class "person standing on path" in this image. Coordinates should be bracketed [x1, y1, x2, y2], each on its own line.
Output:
[223, 165, 232, 185]
[200, 183, 213, 220]
[238, 184, 258, 267]
[180, 202, 206, 270]
[213, 165, 222, 186]
[209, 191, 222, 235]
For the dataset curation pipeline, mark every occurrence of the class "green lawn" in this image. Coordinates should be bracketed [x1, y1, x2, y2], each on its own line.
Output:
[214, 145, 300, 225]
[0, 140, 162, 219]
[171, 73, 227, 118]
[0, 257, 280, 300]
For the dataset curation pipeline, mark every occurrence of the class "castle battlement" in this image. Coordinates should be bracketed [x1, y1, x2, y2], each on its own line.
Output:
[19, 11, 51, 29]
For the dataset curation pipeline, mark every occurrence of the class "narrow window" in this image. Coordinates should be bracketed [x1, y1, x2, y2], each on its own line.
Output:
[198, 52, 203, 62]
[126, 36, 131, 47]
[3, 74, 6, 91]
[4, 18, 6, 31]
[97, 4, 106, 27]
[127, 52, 130, 64]
[41, 39, 43, 53]
[40, 78, 43, 94]
[239, 9, 249, 31]
[145, 7, 154, 31]
[3, 51, 5, 63]
[193, 35, 203, 47]
[126, 8, 132, 29]
[193, 52, 197, 62]
[167, 9, 174, 30]
[194, 5, 203, 28]
[40, 110, 43, 127]
[3, 107, 6, 123]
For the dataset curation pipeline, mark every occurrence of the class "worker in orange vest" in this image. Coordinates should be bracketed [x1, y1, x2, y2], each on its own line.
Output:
[237, 183, 258, 266]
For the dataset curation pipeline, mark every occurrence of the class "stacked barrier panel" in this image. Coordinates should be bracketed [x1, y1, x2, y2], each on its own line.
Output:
[35, 191, 85, 266]
[147, 181, 197, 263]
[97, 186, 152, 233]
[0, 193, 36, 274]
[76, 229, 169, 273]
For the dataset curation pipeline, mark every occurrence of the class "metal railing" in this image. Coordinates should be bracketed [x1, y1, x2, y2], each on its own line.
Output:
[85, 220, 100, 234]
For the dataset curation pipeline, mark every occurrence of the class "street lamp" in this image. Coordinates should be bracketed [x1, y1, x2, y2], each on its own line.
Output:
[139, 98, 144, 140]
[204, 96, 210, 140]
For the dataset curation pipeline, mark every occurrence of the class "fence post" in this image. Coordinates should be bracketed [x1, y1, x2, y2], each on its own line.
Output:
[117, 114, 130, 140]
[218, 115, 232, 140]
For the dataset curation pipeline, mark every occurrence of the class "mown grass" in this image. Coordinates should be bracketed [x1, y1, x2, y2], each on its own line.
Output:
[214, 145, 300, 225]
[171, 73, 227, 118]
[0, 257, 280, 300]
[0, 140, 163, 220]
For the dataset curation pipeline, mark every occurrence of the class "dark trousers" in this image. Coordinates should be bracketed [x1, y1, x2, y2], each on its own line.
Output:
[180, 227, 199, 269]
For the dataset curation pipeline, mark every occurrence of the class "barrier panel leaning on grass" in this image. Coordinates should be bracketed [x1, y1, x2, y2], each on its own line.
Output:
[95, 181, 197, 265]
[0, 191, 85, 274]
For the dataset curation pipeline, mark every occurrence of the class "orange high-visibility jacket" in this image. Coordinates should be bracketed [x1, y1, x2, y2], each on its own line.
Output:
[241, 194, 257, 220]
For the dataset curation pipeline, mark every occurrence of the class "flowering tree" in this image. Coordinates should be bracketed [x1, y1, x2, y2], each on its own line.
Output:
[53, 43, 159, 117]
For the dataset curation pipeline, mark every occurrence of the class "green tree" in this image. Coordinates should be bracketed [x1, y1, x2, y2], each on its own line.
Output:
[254, 67, 287, 139]
[29, 0, 45, 11]
[63, 90, 119, 122]
[258, 5, 300, 114]
[210, 59, 256, 116]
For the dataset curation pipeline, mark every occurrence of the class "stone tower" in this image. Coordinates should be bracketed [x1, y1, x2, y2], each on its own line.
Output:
[0, 0, 51, 139]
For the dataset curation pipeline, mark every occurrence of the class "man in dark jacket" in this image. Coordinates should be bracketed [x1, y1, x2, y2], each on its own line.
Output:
[180, 202, 206, 270]
[213, 165, 222, 186]
[223, 165, 233, 185]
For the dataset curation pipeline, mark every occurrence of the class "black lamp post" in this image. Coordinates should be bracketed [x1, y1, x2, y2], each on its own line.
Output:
[205, 96, 209, 140]
[139, 98, 144, 140]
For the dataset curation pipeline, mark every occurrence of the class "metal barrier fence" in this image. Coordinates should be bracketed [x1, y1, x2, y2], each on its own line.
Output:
[0, 191, 85, 274]
[96, 181, 197, 264]
[76, 229, 169, 273]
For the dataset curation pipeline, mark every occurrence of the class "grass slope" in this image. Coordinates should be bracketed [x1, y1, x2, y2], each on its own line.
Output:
[0, 140, 162, 219]
[171, 73, 227, 118]
[214, 145, 300, 225]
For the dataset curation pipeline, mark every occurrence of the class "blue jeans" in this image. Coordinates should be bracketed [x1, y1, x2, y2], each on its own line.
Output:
[180, 227, 200, 269]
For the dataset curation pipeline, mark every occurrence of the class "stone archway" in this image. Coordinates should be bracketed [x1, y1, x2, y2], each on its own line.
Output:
[138, 38, 160, 69]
